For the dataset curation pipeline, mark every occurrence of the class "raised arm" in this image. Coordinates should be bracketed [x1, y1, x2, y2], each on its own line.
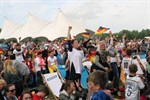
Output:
[67, 26, 73, 51]
[67, 26, 72, 40]
[122, 34, 126, 48]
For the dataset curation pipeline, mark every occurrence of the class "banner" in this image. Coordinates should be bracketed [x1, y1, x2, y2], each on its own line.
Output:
[44, 73, 62, 97]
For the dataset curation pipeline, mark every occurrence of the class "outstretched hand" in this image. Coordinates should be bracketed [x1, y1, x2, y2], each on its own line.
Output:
[123, 34, 126, 39]
[67, 26, 72, 40]
[68, 26, 72, 31]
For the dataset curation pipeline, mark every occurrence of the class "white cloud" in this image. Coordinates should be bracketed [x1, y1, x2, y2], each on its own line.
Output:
[62, 0, 150, 32]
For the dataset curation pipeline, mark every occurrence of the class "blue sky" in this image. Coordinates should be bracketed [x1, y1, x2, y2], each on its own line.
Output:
[0, 0, 150, 32]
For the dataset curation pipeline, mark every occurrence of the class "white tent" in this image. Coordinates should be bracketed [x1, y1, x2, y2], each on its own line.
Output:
[8, 14, 49, 40]
[38, 10, 86, 40]
[1, 10, 87, 41]
[0, 18, 21, 39]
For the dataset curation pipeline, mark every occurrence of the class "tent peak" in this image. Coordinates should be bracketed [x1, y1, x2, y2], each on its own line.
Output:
[58, 8, 63, 13]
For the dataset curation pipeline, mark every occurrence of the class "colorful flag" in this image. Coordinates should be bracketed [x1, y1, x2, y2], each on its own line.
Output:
[82, 32, 90, 37]
[95, 26, 110, 34]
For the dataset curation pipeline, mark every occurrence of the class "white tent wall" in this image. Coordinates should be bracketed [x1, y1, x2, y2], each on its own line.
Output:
[0, 18, 21, 39]
[8, 26, 23, 41]
[8, 14, 49, 41]
[38, 10, 86, 40]
[1, 10, 87, 41]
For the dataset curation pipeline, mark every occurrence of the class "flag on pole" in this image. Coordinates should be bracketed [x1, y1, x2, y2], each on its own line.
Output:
[82, 32, 90, 38]
[95, 26, 110, 34]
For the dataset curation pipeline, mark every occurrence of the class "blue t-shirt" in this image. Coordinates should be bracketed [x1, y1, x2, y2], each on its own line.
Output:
[91, 90, 111, 100]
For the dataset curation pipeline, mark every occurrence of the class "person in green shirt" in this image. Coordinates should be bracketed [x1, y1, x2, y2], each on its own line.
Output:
[146, 50, 150, 94]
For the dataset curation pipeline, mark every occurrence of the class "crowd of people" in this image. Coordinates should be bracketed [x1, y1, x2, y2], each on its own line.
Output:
[0, 26, 150, 100]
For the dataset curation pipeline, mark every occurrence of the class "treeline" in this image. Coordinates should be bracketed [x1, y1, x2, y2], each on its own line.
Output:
[0, 29, 150, 43]
[101, 29, 150, 40]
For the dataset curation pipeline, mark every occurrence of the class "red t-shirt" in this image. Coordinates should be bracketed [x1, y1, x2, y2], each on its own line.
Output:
[32, 94, 43, 100]
[24, 61, 34, 70]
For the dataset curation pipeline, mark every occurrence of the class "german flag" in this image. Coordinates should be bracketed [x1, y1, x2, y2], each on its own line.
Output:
[95, 26, 110, 34]
[82, 32, 90, 37]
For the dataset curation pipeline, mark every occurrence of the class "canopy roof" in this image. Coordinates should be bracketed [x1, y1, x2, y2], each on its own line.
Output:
[0, 18, 21, 39]
[37, 10, 86, 40]
[8, 14, 49, 40]
[0, 10, 87, 41]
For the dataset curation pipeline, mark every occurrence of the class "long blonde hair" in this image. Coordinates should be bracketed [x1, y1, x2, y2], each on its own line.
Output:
[4, 60, 17, 74]
[0, 79, 7, 87]
[97, 41, 105, 54]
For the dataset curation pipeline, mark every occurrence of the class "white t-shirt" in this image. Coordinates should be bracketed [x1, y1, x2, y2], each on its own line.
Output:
[132, 59, 144, 75]
[122, 57, 144, 75]
[47, 56, 57, 66]
[68, 48, 84, 74]
[34, 57, 41, 72]
[13, 49, 24, 62]
[125, 75, 145, 100]
[122, 57, 133, 75]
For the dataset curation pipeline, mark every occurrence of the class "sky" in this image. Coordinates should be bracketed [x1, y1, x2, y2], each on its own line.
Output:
[0, 0, 150, 33]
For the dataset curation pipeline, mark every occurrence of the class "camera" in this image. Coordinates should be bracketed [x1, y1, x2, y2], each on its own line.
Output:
[133, 56, 137, 59]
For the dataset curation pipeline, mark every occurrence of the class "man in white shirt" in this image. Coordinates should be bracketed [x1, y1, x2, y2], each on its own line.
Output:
[13, 43, 24, 62]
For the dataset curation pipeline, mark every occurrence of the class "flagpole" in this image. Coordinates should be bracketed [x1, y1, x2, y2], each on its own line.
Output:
[90, 33, 95, 39]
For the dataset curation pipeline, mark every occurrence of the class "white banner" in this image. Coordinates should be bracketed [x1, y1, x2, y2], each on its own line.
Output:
[44, 73, 62, 97]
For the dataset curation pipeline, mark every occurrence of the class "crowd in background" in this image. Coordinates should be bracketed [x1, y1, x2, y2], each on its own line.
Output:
[0, 26, 150, 100]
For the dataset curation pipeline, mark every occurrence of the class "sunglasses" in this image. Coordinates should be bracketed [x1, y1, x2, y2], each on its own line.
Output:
[8, 89, 16, 92]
